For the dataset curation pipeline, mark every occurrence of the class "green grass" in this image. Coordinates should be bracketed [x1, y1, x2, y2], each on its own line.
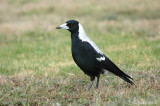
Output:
[0, 0, 160, 105]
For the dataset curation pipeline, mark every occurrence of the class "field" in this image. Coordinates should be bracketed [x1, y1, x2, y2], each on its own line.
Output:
[0, 0, 160, 105]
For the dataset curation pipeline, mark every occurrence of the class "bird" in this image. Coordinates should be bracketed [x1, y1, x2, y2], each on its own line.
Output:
[56, 20, 134, 90]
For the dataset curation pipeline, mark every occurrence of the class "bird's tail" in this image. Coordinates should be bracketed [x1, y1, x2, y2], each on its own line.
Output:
[101, 56, 134, 85]
[118, 73, 134, 85]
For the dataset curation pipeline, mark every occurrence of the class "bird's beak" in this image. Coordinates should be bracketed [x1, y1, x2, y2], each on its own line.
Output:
[56, 23, 69, 30]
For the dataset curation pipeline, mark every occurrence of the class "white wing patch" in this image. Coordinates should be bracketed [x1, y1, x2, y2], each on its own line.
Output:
[78, 23, 103, 54]
[96, 56, 105, 62]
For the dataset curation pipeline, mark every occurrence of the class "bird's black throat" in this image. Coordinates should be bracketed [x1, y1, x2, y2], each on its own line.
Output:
[71, 30, 79, 39]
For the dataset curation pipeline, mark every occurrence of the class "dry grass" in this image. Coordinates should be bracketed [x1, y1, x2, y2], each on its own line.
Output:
[0, 0, 160, 105]
[0, 71, 159, 105]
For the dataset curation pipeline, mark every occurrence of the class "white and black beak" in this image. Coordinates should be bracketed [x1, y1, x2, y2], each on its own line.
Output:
[56, 23, 69, 30]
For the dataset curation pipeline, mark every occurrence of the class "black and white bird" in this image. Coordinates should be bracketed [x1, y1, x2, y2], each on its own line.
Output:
[56, 20, 134, 90]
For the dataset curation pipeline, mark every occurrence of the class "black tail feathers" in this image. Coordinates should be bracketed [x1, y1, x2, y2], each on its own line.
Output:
[101, 56, 134, 85]
[120, 75, 134, 85]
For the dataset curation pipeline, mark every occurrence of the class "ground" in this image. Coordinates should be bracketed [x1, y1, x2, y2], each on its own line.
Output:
[0, 0, 160, 105]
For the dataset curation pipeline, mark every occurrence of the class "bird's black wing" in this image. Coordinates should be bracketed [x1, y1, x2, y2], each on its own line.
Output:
[72, 40, 104, 76]
[100, 55, 134, 84]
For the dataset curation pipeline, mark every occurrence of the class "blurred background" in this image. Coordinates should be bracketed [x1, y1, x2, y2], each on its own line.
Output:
[1, 0, 160, 36]
[0, 0, 160, 105]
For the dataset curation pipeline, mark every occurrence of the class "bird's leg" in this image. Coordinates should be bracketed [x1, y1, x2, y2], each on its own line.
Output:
[95, 76, 100, 89]
[88, 76, 95, 91]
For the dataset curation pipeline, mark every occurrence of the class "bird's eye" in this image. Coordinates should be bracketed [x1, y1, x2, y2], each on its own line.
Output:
[69, 24, 74, 27]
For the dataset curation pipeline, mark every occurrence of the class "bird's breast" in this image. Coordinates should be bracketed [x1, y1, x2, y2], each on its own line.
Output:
[71, 38, 85, 58]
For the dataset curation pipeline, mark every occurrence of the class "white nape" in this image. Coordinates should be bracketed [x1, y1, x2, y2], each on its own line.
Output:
[78, 23, 103, 54]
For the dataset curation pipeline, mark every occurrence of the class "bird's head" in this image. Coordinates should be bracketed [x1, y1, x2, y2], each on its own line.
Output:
[56, 20, 79, 33]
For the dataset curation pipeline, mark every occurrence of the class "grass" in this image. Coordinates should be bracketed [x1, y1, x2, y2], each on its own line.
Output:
[0, 0, 160, 105]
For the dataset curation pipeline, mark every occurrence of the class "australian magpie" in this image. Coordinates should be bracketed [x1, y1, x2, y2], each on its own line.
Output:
[56, 20, 134, 90]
